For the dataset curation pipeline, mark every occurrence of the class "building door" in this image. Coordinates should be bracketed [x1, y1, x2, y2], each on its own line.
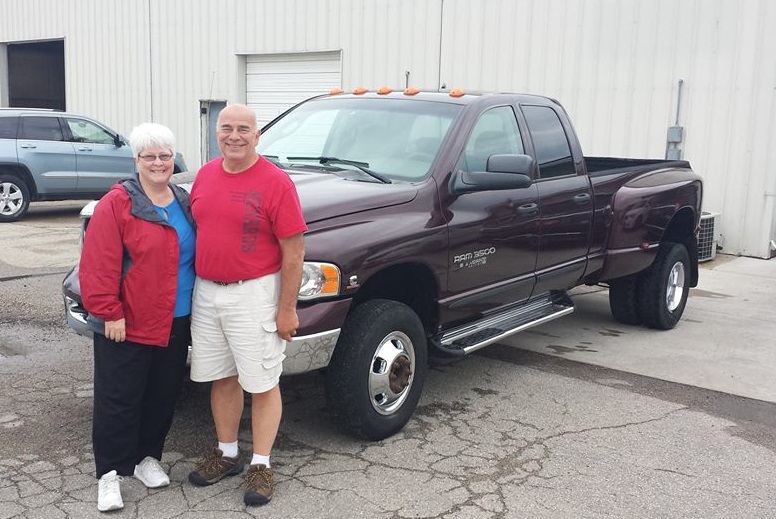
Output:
[7, 40, 65, 110]
[245, 51, 342, 127]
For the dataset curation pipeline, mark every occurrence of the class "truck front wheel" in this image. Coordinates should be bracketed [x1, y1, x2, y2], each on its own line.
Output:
[325, 299, 427, 441]
[638, 242, 690, 330]
[0, 174, 31, 223]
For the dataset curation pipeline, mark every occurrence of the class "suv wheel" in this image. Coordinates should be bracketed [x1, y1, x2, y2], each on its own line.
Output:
[325, 299, 427, 440]
[0, 174, 31, 222]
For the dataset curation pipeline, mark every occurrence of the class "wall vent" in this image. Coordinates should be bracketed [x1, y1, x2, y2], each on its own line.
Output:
[698, 212, 719, 262]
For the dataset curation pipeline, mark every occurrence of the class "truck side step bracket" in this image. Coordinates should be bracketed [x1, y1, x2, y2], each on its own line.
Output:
[433, 292, 574, 356]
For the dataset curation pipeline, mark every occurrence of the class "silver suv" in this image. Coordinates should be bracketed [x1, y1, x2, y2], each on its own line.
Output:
[0, 108, 186, 222]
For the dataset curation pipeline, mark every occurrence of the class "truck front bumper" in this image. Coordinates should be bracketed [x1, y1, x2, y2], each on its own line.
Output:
[283, 298, 352, 374]
[63, 266, 92, 338]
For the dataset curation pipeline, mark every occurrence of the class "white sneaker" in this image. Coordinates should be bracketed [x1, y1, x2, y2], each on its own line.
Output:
[97, 470, 123, 512]
[134, 456, 170, 488]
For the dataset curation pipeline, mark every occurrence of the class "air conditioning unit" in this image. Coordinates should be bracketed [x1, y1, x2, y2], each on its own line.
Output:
[698, 212, 719, 262]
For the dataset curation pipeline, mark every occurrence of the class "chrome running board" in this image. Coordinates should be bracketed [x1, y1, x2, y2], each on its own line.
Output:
[433, 292, 574, 356]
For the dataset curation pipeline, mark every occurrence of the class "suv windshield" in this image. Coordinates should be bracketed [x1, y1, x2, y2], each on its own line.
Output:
[257, 97, 462, 182]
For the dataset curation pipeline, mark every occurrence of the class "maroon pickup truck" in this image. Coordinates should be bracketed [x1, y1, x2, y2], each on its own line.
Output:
[64, 89, 703, 441]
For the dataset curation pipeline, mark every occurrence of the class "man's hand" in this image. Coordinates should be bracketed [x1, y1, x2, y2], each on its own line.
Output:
[276, 308, 299, 342]
[104, 319, 126, 342]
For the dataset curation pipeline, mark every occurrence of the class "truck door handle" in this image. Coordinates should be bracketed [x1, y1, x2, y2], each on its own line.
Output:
[77, 147, 93, 152]
[573, 193, 591, 204]
[517, 203, 538, 215]
[19, 143, 36, 149]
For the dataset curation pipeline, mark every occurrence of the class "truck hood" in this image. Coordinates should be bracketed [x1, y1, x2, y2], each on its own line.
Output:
[287, 168, 419, 223]
[77, 168, 419, 223]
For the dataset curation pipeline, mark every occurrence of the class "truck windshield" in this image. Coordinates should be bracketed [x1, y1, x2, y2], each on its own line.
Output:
[257, 97, 462, 182]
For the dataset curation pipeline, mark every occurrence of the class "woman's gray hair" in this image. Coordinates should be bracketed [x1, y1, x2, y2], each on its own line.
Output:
[128, 122, 176, 157]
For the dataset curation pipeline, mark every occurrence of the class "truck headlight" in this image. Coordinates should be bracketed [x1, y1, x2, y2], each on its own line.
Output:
[299, 262, 340, 301]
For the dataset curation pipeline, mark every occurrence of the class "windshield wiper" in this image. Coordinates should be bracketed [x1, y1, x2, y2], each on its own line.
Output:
[261, 154, 283, 168]
[286, 156, 391, 184]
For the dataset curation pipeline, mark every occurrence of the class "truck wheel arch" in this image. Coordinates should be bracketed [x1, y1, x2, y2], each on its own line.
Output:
[350, 262, 439, 333]
[659, 207, 699, 287]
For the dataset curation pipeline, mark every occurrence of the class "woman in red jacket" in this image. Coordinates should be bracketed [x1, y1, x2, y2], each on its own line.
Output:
[79, 123, 195, 512]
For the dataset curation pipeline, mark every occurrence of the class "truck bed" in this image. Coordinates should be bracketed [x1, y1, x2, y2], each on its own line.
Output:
[585, 156, 691, 177]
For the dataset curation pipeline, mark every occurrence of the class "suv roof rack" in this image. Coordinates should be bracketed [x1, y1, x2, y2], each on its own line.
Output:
[0, 107, 61, 112]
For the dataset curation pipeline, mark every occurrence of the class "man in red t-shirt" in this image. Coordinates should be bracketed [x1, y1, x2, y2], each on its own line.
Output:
[187, 103, 307, 506]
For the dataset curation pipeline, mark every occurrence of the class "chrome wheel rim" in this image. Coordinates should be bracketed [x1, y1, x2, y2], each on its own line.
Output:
[666, 261, 686, 312]
[368, 331, 415, 416]
[0, 182, 24, 216]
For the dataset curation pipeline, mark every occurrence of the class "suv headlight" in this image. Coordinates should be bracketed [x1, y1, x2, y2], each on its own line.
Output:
[299, 262, 340, 301]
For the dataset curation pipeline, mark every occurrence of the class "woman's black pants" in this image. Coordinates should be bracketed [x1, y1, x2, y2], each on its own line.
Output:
[92, 316, 190, 478]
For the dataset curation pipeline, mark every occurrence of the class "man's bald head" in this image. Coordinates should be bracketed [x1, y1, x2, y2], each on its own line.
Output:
[217, 103, 258, 129]
[216, 103, 261, 173]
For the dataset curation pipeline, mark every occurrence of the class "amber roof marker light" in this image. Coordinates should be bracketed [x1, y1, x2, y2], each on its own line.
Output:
[329, 88, 344, 95]
[353, 87, 369, 95]
[377, 86, 393, 95]
[449, 88, 466, 98]
[404, 87, 420, 95]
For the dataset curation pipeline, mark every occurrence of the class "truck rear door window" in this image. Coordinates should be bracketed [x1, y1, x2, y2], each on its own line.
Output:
[522, 105, 574, 179]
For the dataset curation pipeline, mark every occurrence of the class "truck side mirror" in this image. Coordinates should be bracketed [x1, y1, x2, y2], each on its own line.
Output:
[486, 154, 535, 175]
[450, 154, 535, 194]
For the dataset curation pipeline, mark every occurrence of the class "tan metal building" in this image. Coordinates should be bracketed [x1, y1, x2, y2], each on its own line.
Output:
[1, 0, 774, 258]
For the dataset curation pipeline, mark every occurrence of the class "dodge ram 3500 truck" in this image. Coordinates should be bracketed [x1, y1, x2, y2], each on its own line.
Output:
[63, 89, 703, 441]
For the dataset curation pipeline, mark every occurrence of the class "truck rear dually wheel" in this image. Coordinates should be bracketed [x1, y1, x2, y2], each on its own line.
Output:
[638, 242, 690, 330]
[325, 299, 427, 440]
[608, 274, 643, 325]
[0, 174, 31, 223]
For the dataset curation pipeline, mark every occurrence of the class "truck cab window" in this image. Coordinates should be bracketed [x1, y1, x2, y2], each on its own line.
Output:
[522, 105, 574, 178]
[459, 106, 524, 173]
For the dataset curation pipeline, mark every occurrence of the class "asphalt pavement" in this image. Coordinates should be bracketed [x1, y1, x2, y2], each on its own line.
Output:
[1, 202, 775, 518]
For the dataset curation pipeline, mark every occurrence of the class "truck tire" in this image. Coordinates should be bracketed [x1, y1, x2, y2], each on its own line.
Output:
[608, 274, 642, 325]
[325, 299, 427, 440]
[637, 242, 690, 330]
[0, 174, 31, 223]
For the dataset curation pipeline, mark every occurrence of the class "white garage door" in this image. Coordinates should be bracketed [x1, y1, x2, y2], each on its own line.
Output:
[246, 51, 342, 127]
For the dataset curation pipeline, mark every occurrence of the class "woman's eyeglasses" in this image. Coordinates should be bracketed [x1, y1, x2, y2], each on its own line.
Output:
[138, 153, 174, 163]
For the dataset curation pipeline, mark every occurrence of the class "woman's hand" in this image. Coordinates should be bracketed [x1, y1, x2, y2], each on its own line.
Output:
[104, 319, 126, 342]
